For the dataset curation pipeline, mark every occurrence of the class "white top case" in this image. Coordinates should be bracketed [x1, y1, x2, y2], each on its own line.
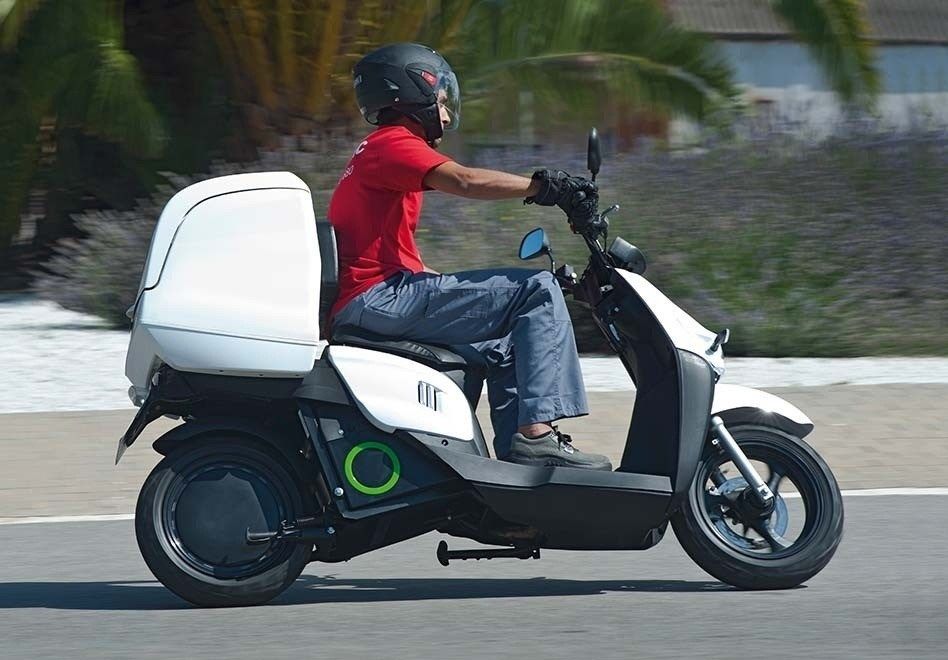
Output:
[126, 172, 324, 392]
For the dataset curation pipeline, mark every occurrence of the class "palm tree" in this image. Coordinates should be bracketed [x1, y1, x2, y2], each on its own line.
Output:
[426, 0, 737, 138]
[423, 0, 879, 136]
[193, 0, 445, 143]
[0, 0, 880, 260]
[0, 0, 165, 259]
[191, 0, 737, 140]
[770, 0, 880, 102]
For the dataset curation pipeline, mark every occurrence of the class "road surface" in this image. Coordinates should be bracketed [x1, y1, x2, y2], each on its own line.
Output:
[1, 495, 946, 659]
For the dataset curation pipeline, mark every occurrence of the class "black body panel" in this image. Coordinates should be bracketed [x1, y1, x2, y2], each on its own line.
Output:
[311, 403, 457, 511]
[596, 275, 714, 501]
[317, 221, 339, 337]
[332, 327, 471, 367]
[120, 363, 319, 458]
[178, 371, 302, 399]
[295, 398, 671, 553]
[293, 358, 350, 404]
[427, 446, 671, 550]
[672, 350, 715, 497]
[468, 485, 668, 550]
[428, 446, 670, 492]
[297, 401, 465, 521]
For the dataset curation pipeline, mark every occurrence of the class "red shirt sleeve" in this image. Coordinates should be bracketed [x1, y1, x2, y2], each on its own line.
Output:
[371, 127, 452, 193]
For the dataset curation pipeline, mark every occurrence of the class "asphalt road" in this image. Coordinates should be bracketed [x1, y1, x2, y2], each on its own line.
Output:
[1, 495, 946, 659]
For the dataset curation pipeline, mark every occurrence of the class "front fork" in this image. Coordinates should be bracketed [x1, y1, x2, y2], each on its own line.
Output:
[709, 416, 774, 506]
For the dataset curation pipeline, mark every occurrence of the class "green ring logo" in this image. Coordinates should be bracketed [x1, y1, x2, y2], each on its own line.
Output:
[343, 441, 401, 495]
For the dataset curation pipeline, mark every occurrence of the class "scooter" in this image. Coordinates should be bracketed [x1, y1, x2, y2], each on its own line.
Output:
[119, 129, 843, 607]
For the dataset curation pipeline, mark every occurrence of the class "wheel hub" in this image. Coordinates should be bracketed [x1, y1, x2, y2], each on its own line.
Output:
[734, 485, 776, 521]
[710, 477, 788, 551]
[172, 465, 284, 568]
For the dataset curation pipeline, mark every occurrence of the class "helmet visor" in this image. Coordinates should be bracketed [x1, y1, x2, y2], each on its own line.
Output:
[435, 69, 460, 131]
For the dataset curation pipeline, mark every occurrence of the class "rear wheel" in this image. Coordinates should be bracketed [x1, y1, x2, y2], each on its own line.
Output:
[136, 436, 314, 607]
[671, 425, 843, 589]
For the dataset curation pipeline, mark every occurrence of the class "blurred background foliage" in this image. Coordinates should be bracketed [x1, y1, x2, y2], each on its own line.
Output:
[3, 0, 941, 356]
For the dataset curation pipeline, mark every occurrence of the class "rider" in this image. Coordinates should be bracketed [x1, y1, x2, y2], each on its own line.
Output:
[328, 42, 611, 471]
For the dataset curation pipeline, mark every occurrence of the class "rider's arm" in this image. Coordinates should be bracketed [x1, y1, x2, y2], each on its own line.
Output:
[424, 161, 540, 200]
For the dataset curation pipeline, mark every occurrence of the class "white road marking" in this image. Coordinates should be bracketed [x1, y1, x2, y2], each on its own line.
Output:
[850, 487, 948, 497]
[781, 487, 948, 499]
[0, 513, 135, 526]
[1, 488, 947, 526]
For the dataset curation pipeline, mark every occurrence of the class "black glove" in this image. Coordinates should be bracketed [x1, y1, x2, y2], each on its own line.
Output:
[525, 169, 598, 225]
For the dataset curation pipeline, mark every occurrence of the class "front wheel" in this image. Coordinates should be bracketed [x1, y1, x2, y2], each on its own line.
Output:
[136, 436, 315, 607]
[671, 425, 843, 590]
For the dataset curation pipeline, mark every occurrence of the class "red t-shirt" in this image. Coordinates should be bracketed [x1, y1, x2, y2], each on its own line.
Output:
[327, 125, 452, 322]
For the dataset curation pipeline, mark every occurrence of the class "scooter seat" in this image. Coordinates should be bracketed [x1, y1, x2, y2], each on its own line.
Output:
[330, 327, 473, 370]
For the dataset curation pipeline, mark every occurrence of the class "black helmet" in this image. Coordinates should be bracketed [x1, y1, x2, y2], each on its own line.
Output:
[353, 42, 460, 145]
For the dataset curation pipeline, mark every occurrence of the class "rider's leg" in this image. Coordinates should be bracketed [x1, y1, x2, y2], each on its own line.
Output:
[335, 269, 587, 419]
[465, 336, 524, 458]
[519, 422, 554, 436]
[457, 337, 568, 459]
[331, 268, 609, 468]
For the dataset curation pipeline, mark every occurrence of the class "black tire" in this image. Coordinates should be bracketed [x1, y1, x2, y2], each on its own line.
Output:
[671, 425, 843, 590]
[135, 435, 315, 607]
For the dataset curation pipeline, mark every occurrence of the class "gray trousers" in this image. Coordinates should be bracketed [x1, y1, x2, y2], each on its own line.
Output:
[332, 269, 589, 457]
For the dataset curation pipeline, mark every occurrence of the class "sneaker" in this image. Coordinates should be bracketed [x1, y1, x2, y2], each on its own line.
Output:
[504, 427, 613, 471]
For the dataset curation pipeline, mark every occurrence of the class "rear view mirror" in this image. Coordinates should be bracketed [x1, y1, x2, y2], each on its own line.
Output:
[519, 227, 550, 261]
[587, 128, 601, 180]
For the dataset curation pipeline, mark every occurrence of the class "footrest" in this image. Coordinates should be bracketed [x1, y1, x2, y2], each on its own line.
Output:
[436, 540, 540, 566]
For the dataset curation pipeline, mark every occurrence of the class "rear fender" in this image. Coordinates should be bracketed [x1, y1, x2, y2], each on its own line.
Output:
[711, 384, 814, 438]
[152, 416, 307, 461]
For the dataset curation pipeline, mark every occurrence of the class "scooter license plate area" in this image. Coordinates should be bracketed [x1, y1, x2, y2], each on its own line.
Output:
[115, 388, 161, 464]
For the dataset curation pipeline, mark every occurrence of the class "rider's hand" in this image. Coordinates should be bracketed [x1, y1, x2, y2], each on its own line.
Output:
[525, 170, 598, 222]
[565, 190, 599, 231]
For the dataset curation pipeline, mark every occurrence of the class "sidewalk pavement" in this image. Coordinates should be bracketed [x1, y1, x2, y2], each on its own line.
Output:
[1, 384, 946, 520]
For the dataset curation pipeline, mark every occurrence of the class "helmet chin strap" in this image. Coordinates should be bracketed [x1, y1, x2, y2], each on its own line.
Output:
[401, 105, 444, 146]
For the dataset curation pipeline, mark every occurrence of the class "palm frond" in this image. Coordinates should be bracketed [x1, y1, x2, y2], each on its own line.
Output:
[0, 0, 42, 51]
[772, 0, 880, 104]
[448, 0, 737, 130]
[0, 112, 41, 256]
[80, 45, 167, 157]
[0, 0, 166, 253]
[7, 1, 167, 151]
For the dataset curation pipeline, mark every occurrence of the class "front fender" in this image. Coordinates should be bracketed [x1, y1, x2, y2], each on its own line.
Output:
[711, 384, 814, 438]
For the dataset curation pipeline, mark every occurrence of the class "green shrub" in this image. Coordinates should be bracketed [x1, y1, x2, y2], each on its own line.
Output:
[418, 131, 948, 356]
[32, 130, 948, 356]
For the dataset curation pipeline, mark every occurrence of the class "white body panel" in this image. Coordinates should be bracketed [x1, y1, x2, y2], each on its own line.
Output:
[615, 271, 725, 372]
[616, 271, 811, 431]
[125, 172, 323, 394]
[712, 384, 814, 429]
[327, 345, 474, 441]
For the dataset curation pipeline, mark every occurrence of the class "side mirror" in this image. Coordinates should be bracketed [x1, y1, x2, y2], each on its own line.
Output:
[519, 227, 550, 261]
[587, 127, 601, 181]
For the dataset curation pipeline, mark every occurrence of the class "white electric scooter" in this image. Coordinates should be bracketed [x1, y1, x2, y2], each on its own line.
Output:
[118, 129, 843, 606]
